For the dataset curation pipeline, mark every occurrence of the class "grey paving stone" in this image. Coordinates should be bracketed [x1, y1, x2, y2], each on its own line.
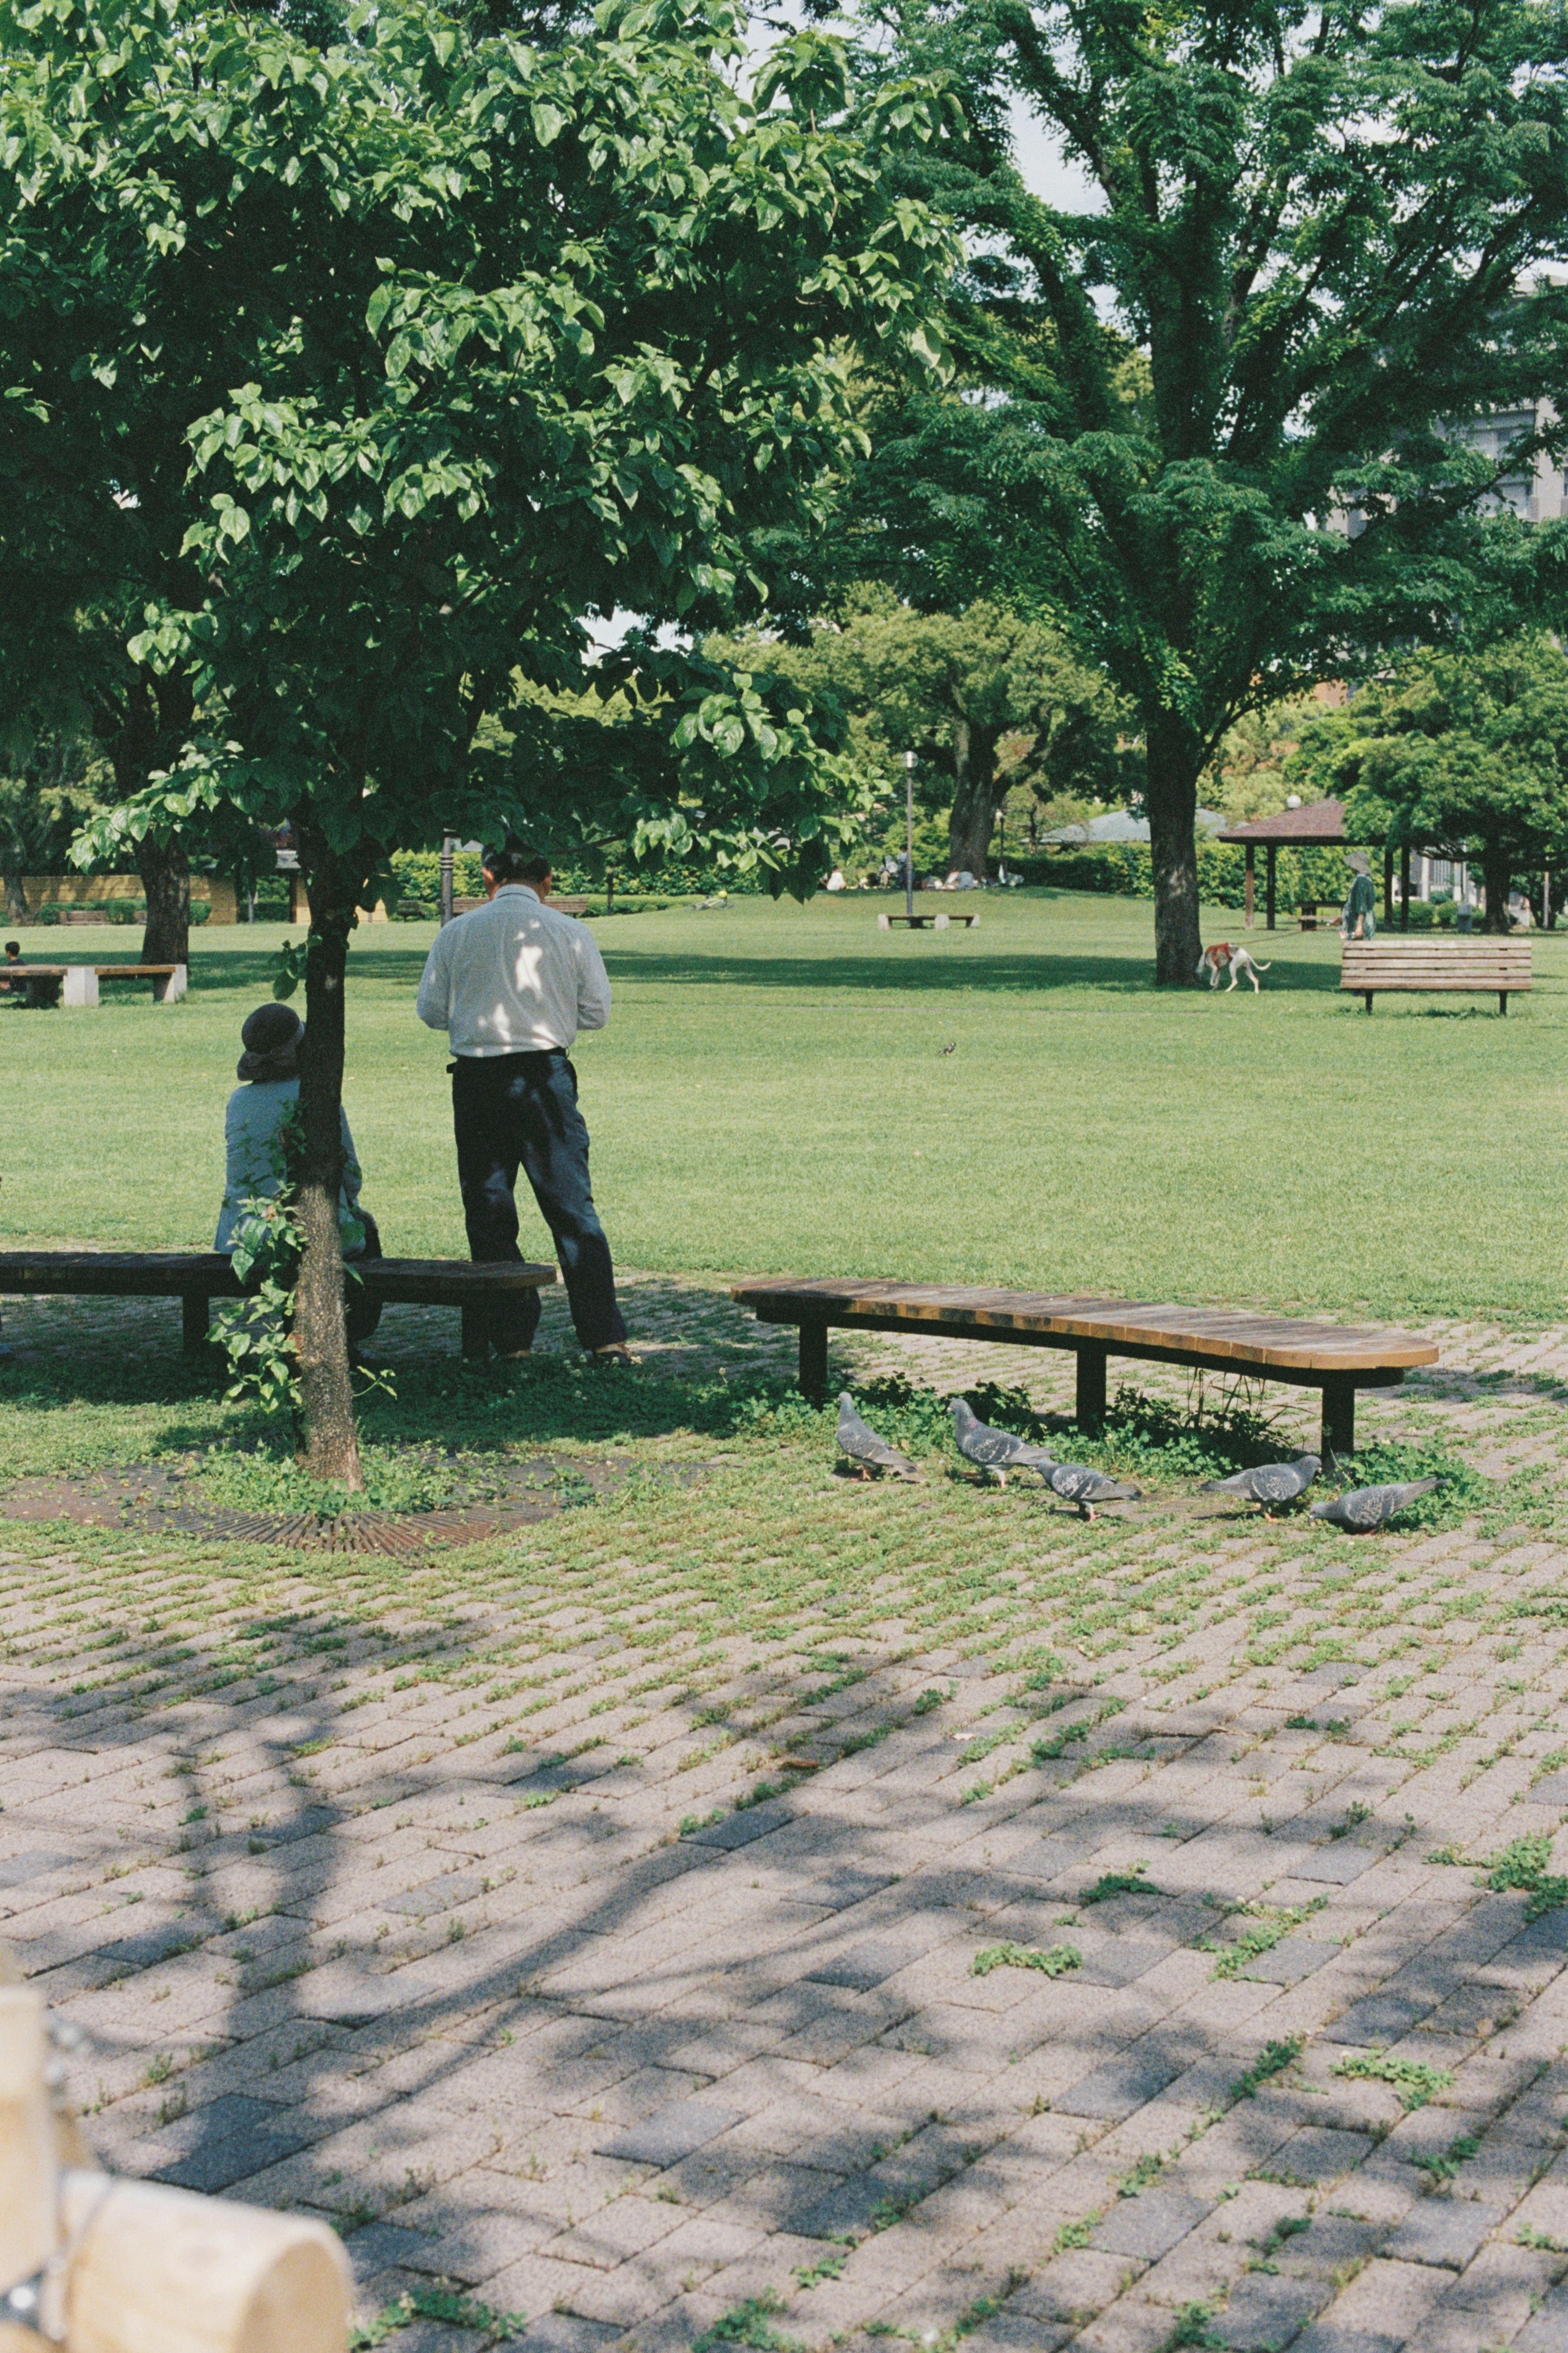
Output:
[1291, 1846, 1378, 1884]
[1073, 1933, 1182, 1988]
[0, 1850, 73, 1887]
[1057, 2044, 1189, 2121]
[1526, 1775, 1568, 1809]
[803, 1941, 915, 1991]
[797, 1867, 898, 1912]
[1264, 2126, 1374, 2184]
[595, 2101, 743, 2168]
[1287, 2331, 1402, 2353]
[1088, 2192, 1212, 2260]
[1322, 1994, 1438, 2045]
[385, 1876, 485, 1917]
[688, 1804, 793, 1851]
[504, 2319, 624, 2353]
[1212, 2273, 1332, 2351]
[1381, 2201, 1502, 2270]
[1243, 1934, 1341, 1985]
[1516, 2284, 1568, 2353]
[136, 2093, 316, 2192]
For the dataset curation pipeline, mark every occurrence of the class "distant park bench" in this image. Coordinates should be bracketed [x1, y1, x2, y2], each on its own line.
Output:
[3, 961, 186, 1007]
[730, 1277, 1439, 1458]
[1342, 938, 1532, 1015]
[877, 910, 980, 930]
[0, 1251, 556, 1359]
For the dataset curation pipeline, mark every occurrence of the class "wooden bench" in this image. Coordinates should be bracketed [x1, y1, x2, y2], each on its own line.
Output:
[1342, 939, 1531, 1014]
[1296, 902, 1340, 932]
[0, 1250, 556, 1359]
[730, 1278, 1439, 1457]
[2, 962, 186, 1007]
[877, 910, 980, 930]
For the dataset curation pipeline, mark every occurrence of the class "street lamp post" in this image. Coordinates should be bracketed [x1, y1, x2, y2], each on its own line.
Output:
[903, 752, 916, 920]
[439, 832, 455, 927]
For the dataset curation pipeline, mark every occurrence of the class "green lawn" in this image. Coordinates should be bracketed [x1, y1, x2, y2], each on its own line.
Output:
[4, 890, 1564, 1323]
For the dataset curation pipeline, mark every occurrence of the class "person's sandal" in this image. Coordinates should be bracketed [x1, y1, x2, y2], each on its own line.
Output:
[588, 1343, 638, 1367]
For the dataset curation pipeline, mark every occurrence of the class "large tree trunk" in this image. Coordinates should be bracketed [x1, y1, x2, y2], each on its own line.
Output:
[2, 872, 25, 924]
[134, 835, 190, 978]
[292, 830, 365, 1488]
[1144, 716, 1205, 985]
[1479, 846, 1511, 934]
[947, 719, 1004, 875]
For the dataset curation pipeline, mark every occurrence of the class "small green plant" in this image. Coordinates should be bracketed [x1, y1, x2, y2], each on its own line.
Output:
[971, 1942, 1081, 1978]
[912, 1688, 946, 1714]
[1081, 1867, 1154, 1904]
[1518, 2226, 1568, 2254]
[1230, 2038, 1304, 2100]
[1203, 1897, 1327, 1978]
[1412, 2132, 1481, 2184]
[208, 1194, 305, 1417]
[793, 2250, 849, 2289]
[1332, 2052, 1453, 2111]
[678, 1810, 723, 1838]
[692, 2292, 805, 2353]
[1117, 2151, 1166, 2197]
[1051, 2211, 1101, 2255]
[1162, 2303, 1224, 2351]
[349, 2284, 533, 2351]
[1483, 1834, 1568, 1920]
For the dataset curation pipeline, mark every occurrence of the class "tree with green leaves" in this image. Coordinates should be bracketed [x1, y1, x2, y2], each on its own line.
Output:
[0, 728, 105, 924]
[833, 0, 1568, 981]
[3, 0, 948, 1477]
[712, 593, 1126, 872]
[1287, 636, 1568, 930]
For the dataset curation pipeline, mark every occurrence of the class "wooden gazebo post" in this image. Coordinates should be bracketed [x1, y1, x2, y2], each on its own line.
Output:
[1400, 843, 1411, 932]
[1244, 844, 1255, 928]
[1265, 844, 1276, 930]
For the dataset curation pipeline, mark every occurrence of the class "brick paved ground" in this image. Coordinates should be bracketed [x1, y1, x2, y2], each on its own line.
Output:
[3, 1278, 1568, 2353]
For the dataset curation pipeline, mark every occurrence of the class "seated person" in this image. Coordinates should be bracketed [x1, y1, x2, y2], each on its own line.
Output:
[217, 1004, 382, 1343]
[1, 939, 22, 997]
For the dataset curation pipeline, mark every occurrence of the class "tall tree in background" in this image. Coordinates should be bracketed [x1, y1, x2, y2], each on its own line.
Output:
[6, 0, 949, 1478]
[712, 595, 1125, 872]
[837, 0, 1568, 981]
[0, 729, 105, 923]
[1288, 636, 1568, 928]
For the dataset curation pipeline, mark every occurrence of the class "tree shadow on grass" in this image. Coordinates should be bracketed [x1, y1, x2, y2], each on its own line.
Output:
[593, 948, 1344, 997]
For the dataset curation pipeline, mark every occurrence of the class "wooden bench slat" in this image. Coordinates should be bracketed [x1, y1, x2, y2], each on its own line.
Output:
[0, 1251, 555, 1303]
[729, 1277, 1437, 1372]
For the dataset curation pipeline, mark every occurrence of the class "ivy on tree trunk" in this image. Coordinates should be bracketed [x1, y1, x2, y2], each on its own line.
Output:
[134, 835, 190, 977]
[292, 829, 365, 1488]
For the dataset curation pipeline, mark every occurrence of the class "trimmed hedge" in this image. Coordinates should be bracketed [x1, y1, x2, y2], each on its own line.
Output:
[1012, 841, 1353, 911]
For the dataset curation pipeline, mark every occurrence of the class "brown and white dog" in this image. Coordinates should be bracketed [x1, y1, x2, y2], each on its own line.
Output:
[1198, 943, 1272, 992]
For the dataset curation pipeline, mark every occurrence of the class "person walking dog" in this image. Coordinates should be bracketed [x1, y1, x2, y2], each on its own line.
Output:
[416, 841, 632, 1365]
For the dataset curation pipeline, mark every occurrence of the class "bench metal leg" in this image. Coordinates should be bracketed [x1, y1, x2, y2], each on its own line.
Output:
[461, 1303, 490, 1361]
[1500, 992, 1507, 1016]
[1364, 991, 1373, 1014]
[798, 1321, 829, 1404]
[182, 1293, 209, 1353]
[1076, 1345, 1108, 1435]
[1321, 1376, 1355, 1465]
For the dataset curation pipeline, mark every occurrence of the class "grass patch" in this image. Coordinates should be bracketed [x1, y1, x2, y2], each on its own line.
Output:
[1412, 2131, 1482, 2184]
[1231, 2038, 1304, 2100]
[1482, 1834, 1568, 1920]
[1332, 2052, 1454, 2111]
[970, 1942, 1081, 1978]
[1203, 1897, 1328, 1979]
[693, 2293, 804, 2352]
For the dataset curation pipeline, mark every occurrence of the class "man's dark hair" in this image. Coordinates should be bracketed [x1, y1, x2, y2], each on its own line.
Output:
[482, 840, 552, 886]
[3, 941, 18, 957]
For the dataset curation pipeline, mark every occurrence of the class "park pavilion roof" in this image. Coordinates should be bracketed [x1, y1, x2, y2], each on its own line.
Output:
[1215, 798, 1354, 846]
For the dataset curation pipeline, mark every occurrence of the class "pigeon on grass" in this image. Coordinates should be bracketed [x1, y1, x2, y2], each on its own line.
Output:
[835, 1393, 920, 1481]
[950, 1398, 1056, 1488]
[1040, 1461, 1143, 1521]
[1202, 1455, 1320, 1516]
[1310, 1479, 1439, 1533]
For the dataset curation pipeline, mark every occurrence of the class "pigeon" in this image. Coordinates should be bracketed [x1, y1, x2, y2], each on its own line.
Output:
[1310, 1479, 1439, 1533]
[835, 1392, 920, 1481]
[1040, 1461, 1143, 1521]
[951, 1397, 1058, 1488]
[1202, 1455, 1320, 1515]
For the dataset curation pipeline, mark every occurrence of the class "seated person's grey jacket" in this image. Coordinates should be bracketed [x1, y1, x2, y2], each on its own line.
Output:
[215, 1004, 372, 1256]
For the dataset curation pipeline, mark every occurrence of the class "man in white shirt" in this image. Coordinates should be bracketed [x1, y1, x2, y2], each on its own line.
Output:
[416, 842, 630, 1363]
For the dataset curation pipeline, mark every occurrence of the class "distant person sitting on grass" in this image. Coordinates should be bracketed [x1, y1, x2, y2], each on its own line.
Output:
[1, 940, 21, 997]
[1341, 850, 1377, 941]
[216, 1004, 382, 1346]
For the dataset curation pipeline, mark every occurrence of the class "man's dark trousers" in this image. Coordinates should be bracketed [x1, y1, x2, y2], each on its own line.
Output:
[452, 1049, 626, 1355]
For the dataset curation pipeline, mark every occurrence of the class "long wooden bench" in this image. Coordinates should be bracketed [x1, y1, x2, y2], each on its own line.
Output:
[2, 962, 186, 1006]
[1342, 939, 1531, 1015]
[0, 1251, 555, 1359]
[730, 1278, 1439, 1457]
